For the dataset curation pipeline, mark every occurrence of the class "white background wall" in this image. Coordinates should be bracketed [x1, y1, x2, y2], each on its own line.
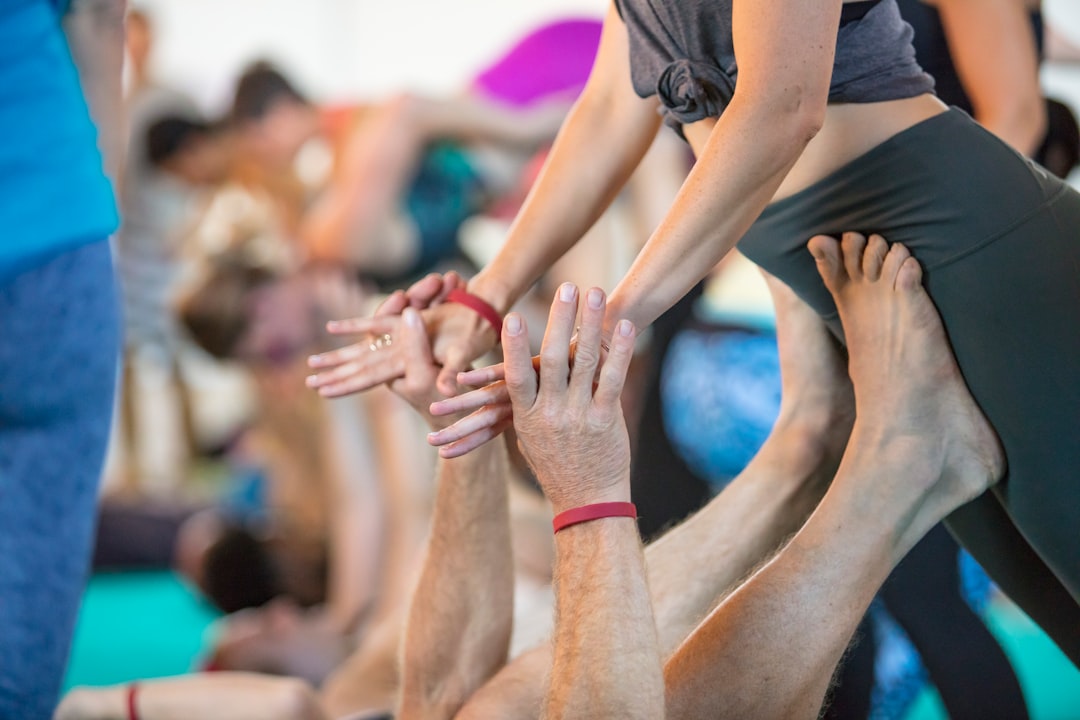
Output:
[135, 0, 608, 114]
[137, 0, 1080, 118]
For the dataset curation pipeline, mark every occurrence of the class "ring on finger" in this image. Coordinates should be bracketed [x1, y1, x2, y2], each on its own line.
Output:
[368, 333, 393, 352]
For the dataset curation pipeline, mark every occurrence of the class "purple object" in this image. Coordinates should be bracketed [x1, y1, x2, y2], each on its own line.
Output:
[473, 18, 603, 106]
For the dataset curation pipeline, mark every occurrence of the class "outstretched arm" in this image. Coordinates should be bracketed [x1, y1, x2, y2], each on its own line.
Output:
[503, 284, 662, 719]
[935, 0, 1046, 156]
[604, 0, 841, 333]
[56, 674, 327, 720]
[391, 308, 516, 720]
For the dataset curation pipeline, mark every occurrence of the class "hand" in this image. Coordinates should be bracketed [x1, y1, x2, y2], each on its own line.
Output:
[502, 283, 636, 514]
[306, 272, 464, 397]
[387, 306, 479, 432]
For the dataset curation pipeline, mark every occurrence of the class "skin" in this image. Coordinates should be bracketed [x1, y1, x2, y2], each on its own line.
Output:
[304, 0, 948, 404]
[928, 0, 1046, 155]
[502, 287, 664, 719]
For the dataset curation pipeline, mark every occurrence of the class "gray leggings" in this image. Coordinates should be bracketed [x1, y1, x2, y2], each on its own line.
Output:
[740, 108, 1080, 664]
[0, 240, 119, 718]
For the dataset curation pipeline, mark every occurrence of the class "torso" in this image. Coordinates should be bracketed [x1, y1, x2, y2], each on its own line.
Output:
[683, 94, 948, 202]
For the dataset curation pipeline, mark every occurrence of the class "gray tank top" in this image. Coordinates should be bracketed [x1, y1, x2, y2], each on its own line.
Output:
[614, 0, 935, 133]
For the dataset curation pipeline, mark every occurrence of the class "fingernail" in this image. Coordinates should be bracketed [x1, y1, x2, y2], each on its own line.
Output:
[305, 375, 318, 387]
[587, 288, 603, 309]
[559, 282, 576, 302]
[617, 319, 633, 337]
[404, 308, 420, 326]
[506, 313, 522, 335]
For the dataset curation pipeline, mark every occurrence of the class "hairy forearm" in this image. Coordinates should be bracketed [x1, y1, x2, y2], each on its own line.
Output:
[62, 0, 126, 181]
[470, 91, 661, 314]
[606, 95, 817, 334]
[545, 517, 663, 720]
[644, 416, 839, 654]
[398, 439, 515, 719]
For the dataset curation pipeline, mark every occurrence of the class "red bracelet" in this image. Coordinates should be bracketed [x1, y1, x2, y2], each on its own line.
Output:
[127, 683, 140, 720]
[446, 288, 503, 338]
[552, 501, 637, 533]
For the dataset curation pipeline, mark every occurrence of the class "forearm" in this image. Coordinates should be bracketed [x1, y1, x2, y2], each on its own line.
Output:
[398, 439, 515, 719]
[644, 415, 840, 654]
[56, 675, 326, 720]
[545, 517, 663, 720]
[322, 394, 389, 632]
[469, 64, 661, 312]
[606, 97, 816, 334]
[62, 0, 126, 181]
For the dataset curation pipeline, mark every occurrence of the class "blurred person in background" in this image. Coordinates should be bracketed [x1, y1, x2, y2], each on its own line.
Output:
[112, 8, 207, 492]
[228, 20, 601, 287]
[897, 0, 1078, 178]
[0, 0, 124, 716]
[57, 276, 556, 720]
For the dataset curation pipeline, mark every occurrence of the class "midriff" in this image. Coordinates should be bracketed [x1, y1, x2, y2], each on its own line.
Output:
[682, 93, 949, 202]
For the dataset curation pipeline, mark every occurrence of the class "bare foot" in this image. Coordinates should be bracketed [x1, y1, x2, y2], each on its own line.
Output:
[808, 233, 1004, 547]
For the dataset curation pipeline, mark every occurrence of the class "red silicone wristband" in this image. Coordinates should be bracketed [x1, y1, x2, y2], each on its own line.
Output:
[552, 501, 638, 533]
[447, 288, 503, 338]
[127, 684, 140, 720]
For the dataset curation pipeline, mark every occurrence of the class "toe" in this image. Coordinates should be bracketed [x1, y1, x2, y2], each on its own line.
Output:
[881, 242, 912, 287]
[862, 234, 890, 282]
[841, 232, 868, 281]
[808, 235, 845, 291]
[895, 255, 924, 293]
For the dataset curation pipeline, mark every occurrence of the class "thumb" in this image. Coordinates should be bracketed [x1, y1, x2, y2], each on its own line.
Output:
[437, 342, 471, 396]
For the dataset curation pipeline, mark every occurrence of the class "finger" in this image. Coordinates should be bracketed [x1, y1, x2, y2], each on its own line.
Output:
[307, 349, 402, 389]
[592, 319, 636, 412]
[434, 271, 466, 304]
[429, 381, 510, 417]
[427, 402, 512, 447]
[537, 283, 578, 398]
[312, 356, 406, 398]
[325, 315, 399, 336]
[438, 415, 513, 459]
[457, 363, 506, 387]
[374, 290, 408, 318]
[399, 307, 434, 377]
[437, 339, 474, 396]
[405, 273, 446, 307]
[502, 312, 538, 410]
[568, 287, 605, 402]
[308, 341, 368, 370]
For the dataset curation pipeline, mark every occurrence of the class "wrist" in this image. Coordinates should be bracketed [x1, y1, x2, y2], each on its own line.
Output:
[467, 272, 515, 316]
[545, 476, 631, 517]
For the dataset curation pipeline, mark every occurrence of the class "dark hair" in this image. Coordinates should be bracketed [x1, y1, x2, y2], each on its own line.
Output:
[231, 62, 308, 124]
[177, 258, 278, 360]
[202, 525, 284, 614]
[146, 115, 214, 168]
[1035, 98, 1080, 180]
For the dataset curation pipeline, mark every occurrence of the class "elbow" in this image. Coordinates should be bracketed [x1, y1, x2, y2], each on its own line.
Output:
[738, 81, 826, 149]
[268, 679, 325, 720]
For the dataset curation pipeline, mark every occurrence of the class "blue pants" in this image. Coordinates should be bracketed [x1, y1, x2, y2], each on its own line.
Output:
[0, 240, 119, 719]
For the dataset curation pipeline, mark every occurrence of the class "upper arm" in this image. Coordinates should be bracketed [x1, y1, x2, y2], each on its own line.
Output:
[577, 3, 662, 137]
[730, 0, 842, 121]
[934, 0, 1043, 125]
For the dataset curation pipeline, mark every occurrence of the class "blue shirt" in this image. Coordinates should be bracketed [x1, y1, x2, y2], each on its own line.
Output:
[0, 0, 118, 282]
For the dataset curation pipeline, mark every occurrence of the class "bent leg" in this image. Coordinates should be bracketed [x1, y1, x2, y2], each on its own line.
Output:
[663, 236, 1003, 719]
[0, 241, 119, 718]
